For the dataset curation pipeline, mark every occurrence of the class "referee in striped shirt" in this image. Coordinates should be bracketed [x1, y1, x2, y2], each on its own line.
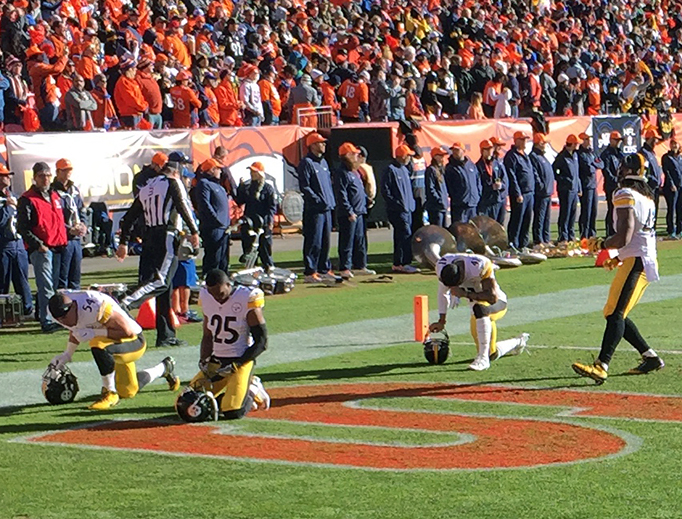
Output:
[116, 160, 200, 347]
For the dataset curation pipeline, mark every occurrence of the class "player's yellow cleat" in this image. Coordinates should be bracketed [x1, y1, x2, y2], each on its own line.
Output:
[571, 361, 608, 385]
[162, 357, 181, 391]
[89, 388, 120, 410]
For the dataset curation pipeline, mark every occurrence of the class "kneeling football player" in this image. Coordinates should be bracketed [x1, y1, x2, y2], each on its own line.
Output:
[184, 269, 270, 420]
[429, 253, 529, 371]
[48, 291, 180, 410]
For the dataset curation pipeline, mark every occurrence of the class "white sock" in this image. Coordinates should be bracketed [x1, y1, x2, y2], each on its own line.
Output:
[496, 337, 521, 358]
[102, 372, 116, 392]
[596, 360, 609, 371]
[475, 317, 492, 359]
[141, 362, 166, 383]
[642, 349, 657, 358]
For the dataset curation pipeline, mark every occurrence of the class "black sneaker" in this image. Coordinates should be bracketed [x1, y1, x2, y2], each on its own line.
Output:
[628, 356, 665, 375]
[41, 323, 63, 334]
[156, 337, 188, 348]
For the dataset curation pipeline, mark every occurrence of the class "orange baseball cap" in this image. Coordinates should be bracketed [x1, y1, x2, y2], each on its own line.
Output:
[489, 136, 505, 146]
[248, 161, 265, 172]
[450, 141, 465, 150]
[513, 131, 530, 140]
[430, 146, 449, 157]
[152, 152, 168, 167]
[578, 132, 590, 141]
[55, 158, 73, 170]
[306, 132, 327, 146]
[155, 53, 169, 63]
[479, 139, 493, 150]
[201, 158, 222, 171]
[338, 142, 360, 156]
[566, 134, 580, 144]
[533, 133, 548, 144]
[0, 164, 13, 175]
[610, 131, 623, 140]
[395, 144, 415, 158]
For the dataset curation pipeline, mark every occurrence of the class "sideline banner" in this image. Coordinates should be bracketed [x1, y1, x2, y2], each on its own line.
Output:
[5, 130, 191, 208]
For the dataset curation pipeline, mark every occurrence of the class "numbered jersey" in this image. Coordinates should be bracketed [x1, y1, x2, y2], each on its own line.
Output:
[199, 285, 265, 358]
[612, 187, 657, 262]
[60, 290, 142, 342]
[436, 253, 506, 314]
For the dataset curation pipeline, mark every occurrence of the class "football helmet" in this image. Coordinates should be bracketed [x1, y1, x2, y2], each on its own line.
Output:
[621, 153, 647, 182]
[42, 363, 79, 405]
[423, 331, 450, 365]
[175, 387, 220, 423]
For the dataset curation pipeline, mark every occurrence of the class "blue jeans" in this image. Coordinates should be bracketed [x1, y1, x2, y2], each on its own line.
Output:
[427, 210, 446, 227]
[0, 240, 33, 314]
[30, 249, 60, 327]
[58, 239, 82, 289]
[120, 115, 141, 129]
[147, 113, 163, 129]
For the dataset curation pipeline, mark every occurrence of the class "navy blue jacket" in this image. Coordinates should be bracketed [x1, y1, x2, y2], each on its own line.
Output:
[381, 160, 415, 214]
[0, 190, 20, 246]
[529, 147, 554, 198]
[235, 180, 277, 227]
[476, 157, 507, 206]
[577, 146, 603, 191]
[195, 175, 230, 233]
[600, 145, 624, 194]
[503, 147, 535, 197]
[298, 153, 335, 212]
[553, 148, 581, 193]
[445, 156, 481, 208]
[334, 164, 367, 218]
[662, 151, 682, 191]
[424, 164, 449, 213]
[640, 144, 662, 191]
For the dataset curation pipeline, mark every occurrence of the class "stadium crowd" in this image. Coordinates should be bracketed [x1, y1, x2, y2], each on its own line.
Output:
[0, 0, 681, 131]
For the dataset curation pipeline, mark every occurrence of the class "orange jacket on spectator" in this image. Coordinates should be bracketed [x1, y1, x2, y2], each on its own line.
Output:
[91, 87, 117, 129]
[215, 77, 241, 126]
[28, 55, 68, 110]
[585, 77, 601, 116]
[113, 75, 149, 116]
[204, 85, 220, 125]
[170, 85, 201, 128]
[135, 71, 163, 115]
[405, 91, 425, 119]
[104, 0, 124, 24]
[258, 78, 281, 118]
[338, 78, 368, 119]
[56, 74, 73, 110]
[483, 79, 502, 107]
[164, 34, 191, 68]
[76, 55, 100, 80]
[529, 74, 542, 108]
[320, 81, 340, 111]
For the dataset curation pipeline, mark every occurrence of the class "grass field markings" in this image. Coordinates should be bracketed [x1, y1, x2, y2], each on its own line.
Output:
[3, 272, 682, 409]
[446, 340, 682, 355]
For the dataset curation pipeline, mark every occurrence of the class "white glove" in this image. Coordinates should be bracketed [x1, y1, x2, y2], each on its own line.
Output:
[449, 297, 460, 309]
[50, 352, 72, 369]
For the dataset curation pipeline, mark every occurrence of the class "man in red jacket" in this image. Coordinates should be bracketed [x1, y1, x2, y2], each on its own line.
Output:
[135, 58, 163, 128]
[16, 162, 68, 333]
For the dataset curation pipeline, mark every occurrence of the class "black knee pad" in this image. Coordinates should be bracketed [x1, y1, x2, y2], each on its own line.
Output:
[91, 348, 115, 376]
[472, 304, 488, 319]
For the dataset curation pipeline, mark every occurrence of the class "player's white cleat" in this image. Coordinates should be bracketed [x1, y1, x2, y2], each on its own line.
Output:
[250, 376, 271, 410]
[510, 333, 530, 356]
[468, 356, 490, 371]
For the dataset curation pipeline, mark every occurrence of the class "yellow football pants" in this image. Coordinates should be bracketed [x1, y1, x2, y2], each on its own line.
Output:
[603, 256, 650, 319]
[190, 360, 255, 412]
[91, 335, 146, 399]
[470, 303, 508, 357]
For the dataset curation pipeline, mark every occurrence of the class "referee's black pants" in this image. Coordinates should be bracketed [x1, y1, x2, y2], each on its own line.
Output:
[123, 228, 178, 345]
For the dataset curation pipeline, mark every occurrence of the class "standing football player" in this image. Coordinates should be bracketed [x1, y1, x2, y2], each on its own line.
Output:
[182, 269, 270, 420]
[572, 153, 664, 384]
[429, 253, 529, 371]
[48, 291, 180, 410]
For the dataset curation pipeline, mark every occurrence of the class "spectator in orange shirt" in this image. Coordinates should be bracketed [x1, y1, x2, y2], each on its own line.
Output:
[467, 92, 486, 120]
[338, 72, 369, 123]
[76, 46, 101, 90]
[164, 28, 191, 69]
[113, 60, 149, 128]
[56, 61, 75, 112]
[170, 70, 201, 128]
[215, 68, 241, 127]
[258, 66, 281, 125]
[135, 58, 163, 128]
[585, 68, 601, 116]
[405, 78, 426, 120]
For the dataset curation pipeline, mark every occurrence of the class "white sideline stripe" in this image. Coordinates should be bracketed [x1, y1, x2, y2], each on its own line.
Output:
[2, 273, 682, 409]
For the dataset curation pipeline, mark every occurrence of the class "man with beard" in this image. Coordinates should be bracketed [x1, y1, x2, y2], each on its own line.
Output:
[17, 162, 67, 333]
[445, 142, 481, 224]
[333, 143, 372, 280]
[235, 162, 277, 271]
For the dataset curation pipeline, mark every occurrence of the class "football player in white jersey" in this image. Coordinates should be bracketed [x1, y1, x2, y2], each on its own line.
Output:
[430, 253, 529, 371]
[187, 269, 270, 419]
[48, 291, 181, 410]
[573, 153, 664, 384]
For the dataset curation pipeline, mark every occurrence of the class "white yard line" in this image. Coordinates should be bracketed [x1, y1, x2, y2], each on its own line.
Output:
[2, 273, 682, 409]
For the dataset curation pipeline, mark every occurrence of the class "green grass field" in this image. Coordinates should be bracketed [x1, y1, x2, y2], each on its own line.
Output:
[2, 240, 682, 519]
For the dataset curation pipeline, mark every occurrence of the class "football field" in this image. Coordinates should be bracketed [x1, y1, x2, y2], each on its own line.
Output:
[2, 240, 682, 519]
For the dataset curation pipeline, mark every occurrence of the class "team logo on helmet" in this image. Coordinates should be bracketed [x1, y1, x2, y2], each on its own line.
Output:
[175, 387, 220, 423]
[42, 364, 79, 405]
[423, 331, 450, 365]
